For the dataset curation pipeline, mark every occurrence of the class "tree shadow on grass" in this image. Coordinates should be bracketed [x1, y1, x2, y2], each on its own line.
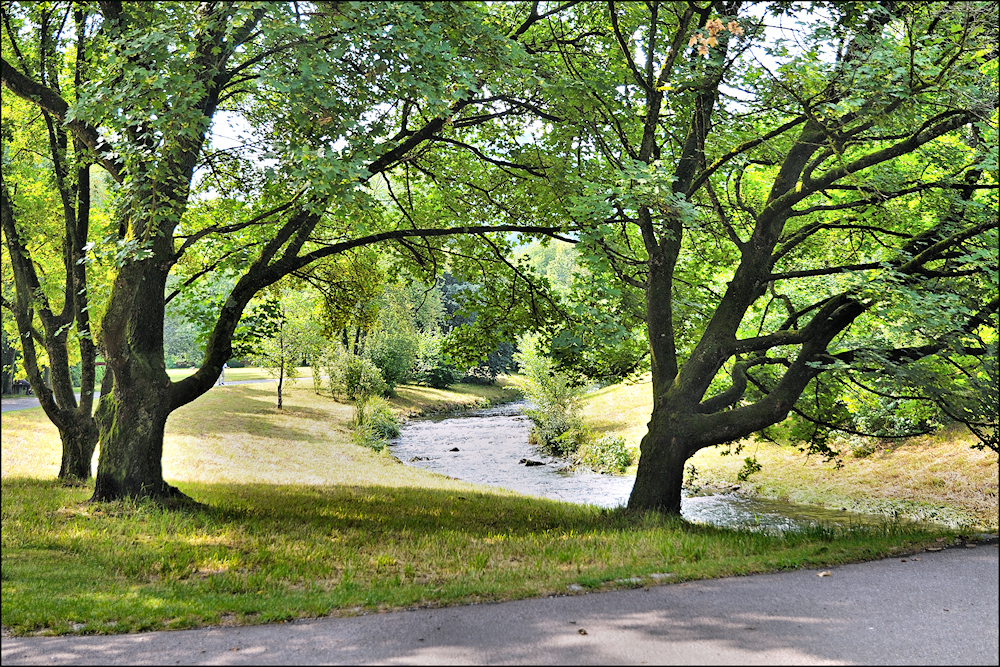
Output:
[166, 411, 326, 443]
[191, 481, 694, 542]
[1, 476, 949, 646]
[166, 387, 351, 443]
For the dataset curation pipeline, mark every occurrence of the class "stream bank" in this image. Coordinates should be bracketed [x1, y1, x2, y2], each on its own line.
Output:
[391, 401, 943, 532]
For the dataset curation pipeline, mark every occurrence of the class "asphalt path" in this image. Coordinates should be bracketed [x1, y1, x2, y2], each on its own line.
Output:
[0, 379, 278, 414]
[2, 540, 997, 665]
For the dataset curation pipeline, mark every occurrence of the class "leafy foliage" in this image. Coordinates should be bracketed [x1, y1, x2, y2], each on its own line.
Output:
[515, 334, 587, 456]
[325, 347, 388, 402]
[414, 333, 459, 389]
[350, 396, 402, 452]
[574, 434, 636, 474]
[2, 0, 995, 509]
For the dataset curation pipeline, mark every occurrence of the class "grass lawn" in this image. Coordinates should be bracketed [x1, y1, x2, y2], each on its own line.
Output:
[1, 366, 298, 399]
[580, 375, 999, 531]
[1, 378, 964, 636]
[165, 366, 312, 383]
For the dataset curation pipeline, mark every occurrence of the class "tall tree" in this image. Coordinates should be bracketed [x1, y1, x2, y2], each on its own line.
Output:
[2, 1, 567, 501]
[512, 0, 998, 512]
[1, 3, 108, 479]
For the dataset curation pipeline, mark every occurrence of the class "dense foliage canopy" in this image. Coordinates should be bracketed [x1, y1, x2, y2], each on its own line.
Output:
[2, 1, 996, 511]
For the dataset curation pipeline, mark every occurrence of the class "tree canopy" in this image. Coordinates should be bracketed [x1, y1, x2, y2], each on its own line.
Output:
[2, 1, 996, 512]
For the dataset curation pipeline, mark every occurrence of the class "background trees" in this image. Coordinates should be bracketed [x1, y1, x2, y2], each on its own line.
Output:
[247, 287, 324, 409]
[1, 4, 114, 479]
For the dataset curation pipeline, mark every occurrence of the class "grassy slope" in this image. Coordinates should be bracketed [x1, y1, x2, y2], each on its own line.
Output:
[165, 366, 312, 383]
[0, 378, 962, 636]
[580, 375, 999, 530]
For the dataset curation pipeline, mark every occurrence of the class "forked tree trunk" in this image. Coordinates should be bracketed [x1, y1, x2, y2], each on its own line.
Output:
[58, 420, 100, 481]
[90, 251, 184, 502]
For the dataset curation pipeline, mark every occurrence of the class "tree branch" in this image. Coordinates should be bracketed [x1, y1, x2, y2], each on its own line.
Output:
[1, 58, 123, 183]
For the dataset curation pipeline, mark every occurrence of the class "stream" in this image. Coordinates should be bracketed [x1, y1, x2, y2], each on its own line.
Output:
[390, 402, 920, 533]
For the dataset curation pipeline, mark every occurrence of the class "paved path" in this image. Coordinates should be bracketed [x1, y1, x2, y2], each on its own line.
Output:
[2, 541, 997, 665]
[1, 379, 278, 414]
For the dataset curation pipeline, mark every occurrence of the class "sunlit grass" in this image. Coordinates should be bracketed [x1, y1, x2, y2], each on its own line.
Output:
[579, 377, 998, 530]
[391, 378, 520, 416]
[165, 366, 310, 383]
[687, 432, 999, 530]
[0, 378, 963, 636]
[2, 477, 949, 637]
[580, 375, 654, 452]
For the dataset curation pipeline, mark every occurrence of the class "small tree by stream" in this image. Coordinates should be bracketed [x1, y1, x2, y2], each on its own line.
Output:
[515, 334, 636, 473]
[248, 289, 323, 409]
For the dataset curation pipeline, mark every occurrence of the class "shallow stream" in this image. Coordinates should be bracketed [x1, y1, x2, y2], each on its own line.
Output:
[390, 402, 921, 533]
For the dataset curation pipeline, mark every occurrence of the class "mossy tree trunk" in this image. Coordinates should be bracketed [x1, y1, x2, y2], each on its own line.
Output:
[91, 254, 179, 500]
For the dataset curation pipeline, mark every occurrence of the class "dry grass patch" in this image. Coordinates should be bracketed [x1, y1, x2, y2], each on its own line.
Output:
[165, 367, 310, 383]
[1, 408, 69, 479]
[687, 433, 998, 530]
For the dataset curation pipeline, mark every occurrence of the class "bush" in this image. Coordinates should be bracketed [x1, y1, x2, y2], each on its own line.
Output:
[414, 333, 459, 389]
[351, 396, 401, 451]
[421, 362, 460, 389]
[367, 329, 418, 391]
[574, 434, 635, 474]
[326, 346, 388, 401]
[516, 334, 587, 456]
[461, 342, 517, 385]
[525, 407, 588, 456]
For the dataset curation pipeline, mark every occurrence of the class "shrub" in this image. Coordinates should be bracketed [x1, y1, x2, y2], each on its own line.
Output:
[367, 329, 418, 391]
[461, 342, 516, 385]
[574, 434, 635, 474]
[326, 346, 388, 401]
[525, 407, 589, 456]
[351, 395, 401, 451]
[422, 362, 460, 389]
[516, 334, 587, 456]
[414, 333, 459, 389]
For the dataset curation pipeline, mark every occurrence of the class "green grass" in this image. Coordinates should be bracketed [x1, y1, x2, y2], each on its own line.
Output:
[1, 378, 961, 636]
[579, 375, 999, 531]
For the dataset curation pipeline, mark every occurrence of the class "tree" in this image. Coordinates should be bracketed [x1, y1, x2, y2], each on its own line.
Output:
[515, 1, 997, 513]
[2, 2, 567, 501]
[248, 288, 323, 409]
[1, 4, 112, 479]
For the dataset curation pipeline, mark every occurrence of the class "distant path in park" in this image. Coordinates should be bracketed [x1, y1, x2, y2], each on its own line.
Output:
[2, 540, 997, 665]
[0, 379, 277, 414]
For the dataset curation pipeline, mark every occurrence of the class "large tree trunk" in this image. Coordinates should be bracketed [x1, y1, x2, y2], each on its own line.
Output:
[91, 253, 182, 501]
[91, 379, 178, 500]
[628, 408, 697, 514]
